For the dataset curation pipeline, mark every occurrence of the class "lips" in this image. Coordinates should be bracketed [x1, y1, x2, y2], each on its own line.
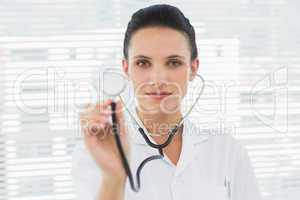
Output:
[145, 91, 172, 100]
[146, 92, 172, 95]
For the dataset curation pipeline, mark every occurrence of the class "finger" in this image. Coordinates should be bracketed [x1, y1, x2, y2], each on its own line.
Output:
[116, 100, 125, 121]
[84, 122, 112, 145]
[84, 99, 112, 113]
[80, 111, 111, 122]
[83, 120, 106, 136]
[80, 112, 110, 128]
[86, 103, 95, 113]
[85, 103, 92, 109]
[115, 100, 126, 135]
[80, 120, 107, 136]
[89, 122, 105, 136]
[94, 99, 113, 113]
[83, 109, 112, 122]
[85, 103, 94, 110]
[82, 124, 103, 150]
[113, 100, 125, 115]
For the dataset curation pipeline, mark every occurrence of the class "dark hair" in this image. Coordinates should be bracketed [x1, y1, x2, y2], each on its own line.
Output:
[123, 4, 198, 60]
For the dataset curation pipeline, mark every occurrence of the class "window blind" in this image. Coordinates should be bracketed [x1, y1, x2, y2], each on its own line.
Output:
[0, 0, 299, 200]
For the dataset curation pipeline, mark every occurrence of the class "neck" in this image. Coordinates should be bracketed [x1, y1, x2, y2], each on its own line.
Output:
[135, 107, 183, 137]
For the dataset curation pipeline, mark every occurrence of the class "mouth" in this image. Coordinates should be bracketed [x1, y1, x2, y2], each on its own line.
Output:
[145, 92, 173, 100]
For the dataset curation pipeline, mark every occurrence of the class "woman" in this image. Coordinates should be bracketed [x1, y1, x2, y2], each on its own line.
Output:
[72, 4, 261, 200]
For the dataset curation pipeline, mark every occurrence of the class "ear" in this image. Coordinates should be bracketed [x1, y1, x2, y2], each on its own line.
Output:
[189, 58, 199, 81]
[122, 58, 129, 78]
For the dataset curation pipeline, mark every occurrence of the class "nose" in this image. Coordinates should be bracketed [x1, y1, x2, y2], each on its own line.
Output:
[149, 65, 167, 88]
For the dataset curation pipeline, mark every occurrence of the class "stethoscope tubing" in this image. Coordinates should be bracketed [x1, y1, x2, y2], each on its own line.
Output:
[110, 74, 205, 192]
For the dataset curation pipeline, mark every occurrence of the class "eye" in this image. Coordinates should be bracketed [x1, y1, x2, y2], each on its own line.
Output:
[135, 59, 151, 68]
[167, 59, 183, 68]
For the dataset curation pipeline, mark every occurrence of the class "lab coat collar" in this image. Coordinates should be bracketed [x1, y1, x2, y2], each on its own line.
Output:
[126, 107, 209, 146]
[125, 107, 210, 176]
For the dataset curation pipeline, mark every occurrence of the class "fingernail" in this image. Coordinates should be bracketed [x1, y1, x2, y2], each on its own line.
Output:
[103, 109, 112, 115]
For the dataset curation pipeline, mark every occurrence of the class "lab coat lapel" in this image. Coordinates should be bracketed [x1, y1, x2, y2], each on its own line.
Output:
[174, 118, 209, 177]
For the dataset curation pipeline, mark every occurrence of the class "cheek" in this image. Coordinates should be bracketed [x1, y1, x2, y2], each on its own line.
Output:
[128, 68, 147, 93]
[170, 69, 189, 93]
[131, 77, 149, 95]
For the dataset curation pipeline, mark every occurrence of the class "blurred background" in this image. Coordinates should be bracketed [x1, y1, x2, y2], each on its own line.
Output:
[0, 0, 299, 199]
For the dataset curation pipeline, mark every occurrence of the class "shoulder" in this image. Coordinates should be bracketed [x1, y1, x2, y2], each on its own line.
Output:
[71, 139, 102, 199]
[186, 118, 248, 166]
[186, 118, 242, 149]
[71, 139, 102, 182]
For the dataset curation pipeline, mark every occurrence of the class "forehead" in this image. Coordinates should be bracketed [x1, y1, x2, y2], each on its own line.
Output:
[128, 26, 191, 58]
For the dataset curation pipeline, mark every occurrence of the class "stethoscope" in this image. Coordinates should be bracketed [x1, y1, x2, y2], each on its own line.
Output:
[102, 71, 205, 192]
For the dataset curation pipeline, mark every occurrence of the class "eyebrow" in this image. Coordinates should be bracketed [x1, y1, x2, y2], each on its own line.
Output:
[167, 55, 185, 59]
[133, 55, 151, 59]
[133, 54, 185, 59]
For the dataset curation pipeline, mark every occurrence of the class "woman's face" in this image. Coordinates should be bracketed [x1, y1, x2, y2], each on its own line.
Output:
[122, 26, 199, 114]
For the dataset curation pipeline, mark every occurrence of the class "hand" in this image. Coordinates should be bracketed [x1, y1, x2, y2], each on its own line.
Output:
[80, 99, 129, 182]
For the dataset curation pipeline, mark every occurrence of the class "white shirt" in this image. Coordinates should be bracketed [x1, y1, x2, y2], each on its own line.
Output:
[72, 108, 262, 200]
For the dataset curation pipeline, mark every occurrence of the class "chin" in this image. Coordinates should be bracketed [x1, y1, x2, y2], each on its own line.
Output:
[138, 101, 181, 115]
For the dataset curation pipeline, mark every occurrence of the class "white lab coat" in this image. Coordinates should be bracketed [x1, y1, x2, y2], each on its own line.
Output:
[72, 108, 262, 200]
